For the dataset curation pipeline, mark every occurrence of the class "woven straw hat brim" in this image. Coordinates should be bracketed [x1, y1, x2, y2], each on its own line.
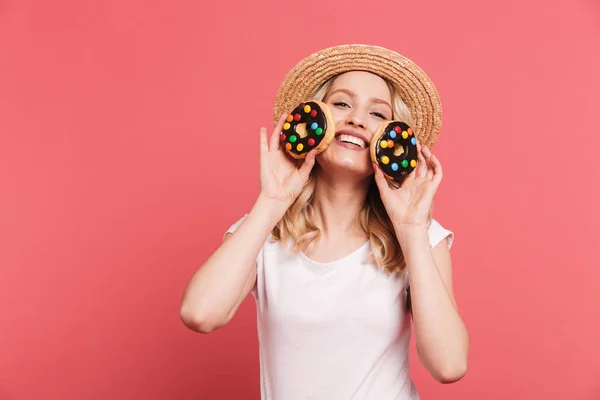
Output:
[273, 44, 442, 149]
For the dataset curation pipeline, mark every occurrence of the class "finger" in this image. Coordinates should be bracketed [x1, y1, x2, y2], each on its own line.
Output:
[271, 113, 288, 151]
[259, 127, 268, 154]
[405, 168, 417, 183]
[416, 147, 428, 178]
[430, 153, 444, 185]
[422, 146, 434, 180]
[414, 139, 425, 175]
[422, 145, 432, 158]
[298, 149, 317, 181]
[372, 163, 390, 192]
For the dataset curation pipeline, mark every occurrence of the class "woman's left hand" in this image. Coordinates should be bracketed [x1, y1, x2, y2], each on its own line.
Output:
[373, 145, 443, 230]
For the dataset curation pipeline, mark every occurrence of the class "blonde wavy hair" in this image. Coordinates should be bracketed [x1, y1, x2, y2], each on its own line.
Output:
[271, 73, 430, 274]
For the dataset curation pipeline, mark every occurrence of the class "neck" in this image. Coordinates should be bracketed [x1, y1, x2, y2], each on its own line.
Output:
[312, 169, 371, 240]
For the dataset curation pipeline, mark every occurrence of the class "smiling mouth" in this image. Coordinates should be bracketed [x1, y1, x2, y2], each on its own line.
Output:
[336, 134, 367, 149]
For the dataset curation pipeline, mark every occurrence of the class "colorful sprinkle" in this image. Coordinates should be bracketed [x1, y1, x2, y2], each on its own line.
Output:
[381, 156, 390, 165]
[294, 114, 301, 121]
[380, 140, 388, 149]
[408, 128, 413, 135]
[311, 109, 317, 118]
[285, 143, 292, 151]
[297, 143, 304, 151]
[311, 122, 318, 130]
[304, 105, 311, 113]
[391, 163, 399, 171]
[410, 159, 417, 168]
[316, 127, 323, 135]
[402, 131, 408, 139]
[286, 114, 293, 122]
[394, 126, 401, 133]
[289, 135, 297, 143]
[387, 140, 394, 148]
[402, 160, 409, 168]
[308, 138, 315, 146]
[280, 133, 286, 141]
[411, 137, 417, 145]
[390, 131, 397, 139]
[283, 123, 291, 130]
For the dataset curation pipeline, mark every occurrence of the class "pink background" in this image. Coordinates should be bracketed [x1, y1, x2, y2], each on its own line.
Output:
[1, 0, 599, 398]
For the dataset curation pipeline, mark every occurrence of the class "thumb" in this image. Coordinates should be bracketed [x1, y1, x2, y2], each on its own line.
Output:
[298, 149, 317, 181]
[372, 163, 390, 192]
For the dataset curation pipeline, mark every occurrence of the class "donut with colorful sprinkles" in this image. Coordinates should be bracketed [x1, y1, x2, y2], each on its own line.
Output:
[280, 100, 335, 159]
[370, 120, 418, 181]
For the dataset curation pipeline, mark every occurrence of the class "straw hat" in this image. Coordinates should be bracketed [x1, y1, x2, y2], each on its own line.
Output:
[273, 44, 443, 149]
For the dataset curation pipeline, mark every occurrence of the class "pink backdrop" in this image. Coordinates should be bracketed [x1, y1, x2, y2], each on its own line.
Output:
[1, 0, 599, 398]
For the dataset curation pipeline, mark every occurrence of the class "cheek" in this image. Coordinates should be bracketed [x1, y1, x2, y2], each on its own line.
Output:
[366, 119, 388, 142]
[369, 119, 385, 134]
[329, 108, 346, 125]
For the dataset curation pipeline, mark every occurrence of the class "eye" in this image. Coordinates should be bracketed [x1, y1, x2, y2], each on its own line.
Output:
[333, 102, 350, 108]
[371, 112, 388, 119]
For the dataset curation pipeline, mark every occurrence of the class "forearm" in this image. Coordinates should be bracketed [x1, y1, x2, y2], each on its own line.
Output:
[396, 226, 469, 383]
[180, 194, 286, 331]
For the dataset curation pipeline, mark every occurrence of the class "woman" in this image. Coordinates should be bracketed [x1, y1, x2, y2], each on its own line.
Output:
[180, 44, 469, 399]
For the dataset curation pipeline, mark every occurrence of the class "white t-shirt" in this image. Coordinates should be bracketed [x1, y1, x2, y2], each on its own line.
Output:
[226, 215, 454, 400]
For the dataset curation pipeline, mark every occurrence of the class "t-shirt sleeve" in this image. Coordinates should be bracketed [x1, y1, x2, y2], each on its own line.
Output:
[427, 218, 454, 249]
[406, 218, 454, 291]
[223, 214, 249, 239]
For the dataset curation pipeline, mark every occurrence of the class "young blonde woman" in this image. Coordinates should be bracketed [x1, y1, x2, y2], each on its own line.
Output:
[180, 44, 469, 400]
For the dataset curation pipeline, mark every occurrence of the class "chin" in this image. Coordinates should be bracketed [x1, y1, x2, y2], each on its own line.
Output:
[317, 150, 373, 180]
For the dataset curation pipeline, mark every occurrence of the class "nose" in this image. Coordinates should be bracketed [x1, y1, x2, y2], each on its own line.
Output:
[345, 107, 367, 130]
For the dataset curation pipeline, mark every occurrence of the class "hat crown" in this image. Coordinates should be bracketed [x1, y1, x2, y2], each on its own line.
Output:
[273, 44, 442, 149]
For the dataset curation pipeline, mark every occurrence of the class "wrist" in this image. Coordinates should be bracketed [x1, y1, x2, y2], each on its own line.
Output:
[254, 193, 290, 224]
[394, 223, 428, 243]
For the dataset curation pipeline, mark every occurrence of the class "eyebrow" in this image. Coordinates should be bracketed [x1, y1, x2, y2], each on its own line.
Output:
[326, 88, 393, 112]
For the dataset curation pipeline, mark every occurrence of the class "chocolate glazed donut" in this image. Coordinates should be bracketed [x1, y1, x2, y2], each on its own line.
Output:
[370, 121, 418, 181]
[280, 100, 335, 159]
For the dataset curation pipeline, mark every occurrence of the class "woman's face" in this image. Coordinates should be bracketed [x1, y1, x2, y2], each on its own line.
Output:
[318, 71, 393, 180]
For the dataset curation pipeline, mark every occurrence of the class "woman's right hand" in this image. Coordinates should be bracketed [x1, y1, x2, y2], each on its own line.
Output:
[259, 113, 317, 208]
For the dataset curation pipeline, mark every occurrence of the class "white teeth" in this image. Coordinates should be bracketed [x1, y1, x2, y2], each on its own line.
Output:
[337, 134, 366, 148]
